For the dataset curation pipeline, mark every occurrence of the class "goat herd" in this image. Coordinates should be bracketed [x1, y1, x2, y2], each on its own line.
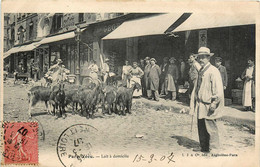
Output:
[28, 80, 142, 119]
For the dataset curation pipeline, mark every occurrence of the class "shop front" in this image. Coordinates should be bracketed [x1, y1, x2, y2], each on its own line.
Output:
[78, 14, 149, 78]
[102, 13, 190, 75]
[172, 13, 256, 99]
[3, 41, 41, 77]
[102, 12, 255, 103]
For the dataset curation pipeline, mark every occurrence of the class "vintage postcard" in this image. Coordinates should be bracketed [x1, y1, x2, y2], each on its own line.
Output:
[1, 1, 259, 167]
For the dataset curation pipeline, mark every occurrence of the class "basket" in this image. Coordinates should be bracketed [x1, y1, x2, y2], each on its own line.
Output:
[231, 89, 243, 98]
[233, 97, 242, 105]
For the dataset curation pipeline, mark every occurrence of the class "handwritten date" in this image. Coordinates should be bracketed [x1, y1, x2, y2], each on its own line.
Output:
[133, 152, 175, 164]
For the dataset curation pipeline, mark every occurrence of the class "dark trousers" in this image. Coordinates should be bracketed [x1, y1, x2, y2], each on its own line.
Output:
[159, 75, 166, 95]
[141, 77, 146, 97]
[198, 119, 219, 151]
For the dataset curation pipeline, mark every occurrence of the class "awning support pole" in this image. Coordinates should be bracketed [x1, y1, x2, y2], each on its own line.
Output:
[80, 41, 94, 52]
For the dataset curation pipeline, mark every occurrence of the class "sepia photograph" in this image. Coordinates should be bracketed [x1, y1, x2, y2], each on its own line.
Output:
[1, 2, 259, 166]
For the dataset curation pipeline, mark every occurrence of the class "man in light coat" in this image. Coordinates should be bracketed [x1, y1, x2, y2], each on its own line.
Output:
[190, 47, 224, 153]
[148, 58, 161, 101]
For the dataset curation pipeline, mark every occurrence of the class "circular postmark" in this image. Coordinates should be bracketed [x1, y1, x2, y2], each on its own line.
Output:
[2, 122, 38, 164]
[57, 124, 98, 167]
[29, 117, 45, 141]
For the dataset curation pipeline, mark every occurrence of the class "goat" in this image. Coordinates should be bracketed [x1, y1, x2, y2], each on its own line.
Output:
[79, 83, 102, 119]
[49, 83, 66, 118]
[116, 82, 141, 115]
[54, 83, 66, 118]
[56, 82, 96, 116]
[63, 84, 82, 115]
[28, 86, 52, 118]
[102, 85, 117, 115]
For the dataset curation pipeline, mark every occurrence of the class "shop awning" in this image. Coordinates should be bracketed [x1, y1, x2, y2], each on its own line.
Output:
[102, 13, 184, 40]
[35, 31, 74, 46]
[19, 43, 38, 52]
[3, 42, 39, 59]
[35, 28, 86, 47]
[3, 47, 21, 59]
[173, 13, 256, 32]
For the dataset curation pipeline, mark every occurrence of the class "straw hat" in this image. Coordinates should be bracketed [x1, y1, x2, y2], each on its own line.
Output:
[194, 47, 214, 57]
[57, 59, 63, 63]
[105, 58, 109, 62]
[150, 58, 157, 63]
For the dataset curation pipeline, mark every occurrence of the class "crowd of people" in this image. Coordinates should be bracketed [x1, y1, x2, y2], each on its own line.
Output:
[117, 51, 255, 114]
[120, 54, 227, 103]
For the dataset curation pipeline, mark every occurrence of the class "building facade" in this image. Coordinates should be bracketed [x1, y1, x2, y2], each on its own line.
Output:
[3, 13, 126, 78]
[3, 13, 256, 100]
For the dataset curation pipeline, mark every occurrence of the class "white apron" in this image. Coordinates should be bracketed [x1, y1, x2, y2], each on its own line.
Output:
[130, 76, 142, 97]
[242, 67, 254, 107]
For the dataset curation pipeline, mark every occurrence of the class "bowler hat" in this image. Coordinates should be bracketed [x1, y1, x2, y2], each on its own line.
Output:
[169, 57, 176, 62]
[144, 57, 150, 61]
[150, 58, 157, 63]
[194, 47, 214, 57]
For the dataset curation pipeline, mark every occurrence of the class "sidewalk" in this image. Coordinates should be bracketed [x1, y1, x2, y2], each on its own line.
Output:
[133, 97, 255, 131]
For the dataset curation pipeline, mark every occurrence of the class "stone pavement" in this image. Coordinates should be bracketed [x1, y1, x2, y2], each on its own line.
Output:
[133, 97, 255, 131]
[3, 78, 255, 131]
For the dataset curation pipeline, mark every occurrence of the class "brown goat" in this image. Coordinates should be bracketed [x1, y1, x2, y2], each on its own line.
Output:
[116, 82, 141, 115]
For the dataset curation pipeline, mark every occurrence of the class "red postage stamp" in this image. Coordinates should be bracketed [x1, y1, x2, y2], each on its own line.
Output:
[2, 122, 38, 165]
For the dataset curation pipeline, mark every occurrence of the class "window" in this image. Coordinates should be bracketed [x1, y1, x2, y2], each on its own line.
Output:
[78, 13, 84, 23]
[57, 15, 63, 29]
[17, 13, 21, 20]
[18, 26, 25, 44]
[53, 14, 63, 32]
[29, 22, 34, 40]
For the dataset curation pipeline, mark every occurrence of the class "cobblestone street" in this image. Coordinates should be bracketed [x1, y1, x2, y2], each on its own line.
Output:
[3, 80, 255, 166]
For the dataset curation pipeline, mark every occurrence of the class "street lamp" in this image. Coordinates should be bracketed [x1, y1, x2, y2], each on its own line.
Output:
[74, 25, 81, 85]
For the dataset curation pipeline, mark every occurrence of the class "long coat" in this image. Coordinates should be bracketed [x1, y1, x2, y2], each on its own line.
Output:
[144, 64, 151, 89]
[217, 64, 228, 87]
[160, 63, 169, 79]
[190, 63, 224, 120]
[165, 63, 179, 91]
[148, 64, 161, 91]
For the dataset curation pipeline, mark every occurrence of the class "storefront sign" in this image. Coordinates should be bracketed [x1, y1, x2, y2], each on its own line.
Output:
[95, 23, 121, 37]
[103, 23, 121, 33]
